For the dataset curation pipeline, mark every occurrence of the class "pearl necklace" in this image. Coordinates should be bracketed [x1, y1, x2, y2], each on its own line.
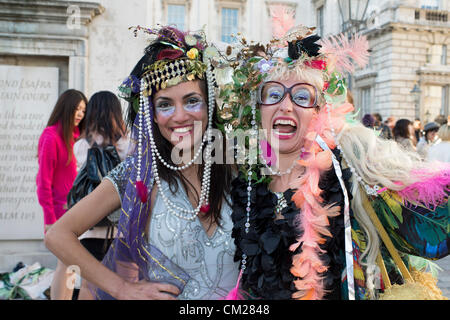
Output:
[136, 62, 215, 221]
[151, 127, 209, 171]
[241, 93, 258, 270]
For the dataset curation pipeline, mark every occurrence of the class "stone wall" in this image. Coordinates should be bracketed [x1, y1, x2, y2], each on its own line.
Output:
[0, 0, 104, 272]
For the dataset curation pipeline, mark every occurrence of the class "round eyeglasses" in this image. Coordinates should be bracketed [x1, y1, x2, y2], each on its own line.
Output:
[257, 81, 318, 108]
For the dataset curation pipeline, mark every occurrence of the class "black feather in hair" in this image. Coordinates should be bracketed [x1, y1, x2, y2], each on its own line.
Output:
[288, 34, 322, 60]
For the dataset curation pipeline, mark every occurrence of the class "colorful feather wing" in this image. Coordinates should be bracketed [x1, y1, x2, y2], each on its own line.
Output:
[372, 192, 449, 260]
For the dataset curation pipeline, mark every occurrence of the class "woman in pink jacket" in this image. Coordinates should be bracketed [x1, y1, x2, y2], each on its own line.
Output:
[36, 89, 87, 300]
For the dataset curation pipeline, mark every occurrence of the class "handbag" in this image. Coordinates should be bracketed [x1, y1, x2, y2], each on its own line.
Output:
[67, 142, 122, 227]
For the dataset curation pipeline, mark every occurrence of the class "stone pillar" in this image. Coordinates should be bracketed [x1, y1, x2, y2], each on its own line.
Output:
[68, 55, 87, 92]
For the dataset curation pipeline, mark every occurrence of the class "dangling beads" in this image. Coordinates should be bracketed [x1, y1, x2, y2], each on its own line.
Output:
[136, 81, 148, 203]
[241, 95, 259, 273]
[137, 61, 216, 220]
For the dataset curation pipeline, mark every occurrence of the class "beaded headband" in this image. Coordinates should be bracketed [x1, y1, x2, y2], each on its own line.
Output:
[119, 25, 219, 112]
[141, 57, 207, 96]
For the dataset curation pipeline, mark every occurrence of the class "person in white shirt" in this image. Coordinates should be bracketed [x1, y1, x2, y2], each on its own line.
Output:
[417, 122, 440, 159]
[427, 124, 450, 163]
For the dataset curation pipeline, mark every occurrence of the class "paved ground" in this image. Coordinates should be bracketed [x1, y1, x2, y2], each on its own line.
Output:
[436, 255, 450, 297]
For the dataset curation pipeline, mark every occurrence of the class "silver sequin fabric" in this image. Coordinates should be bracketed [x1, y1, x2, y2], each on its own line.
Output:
[105, 158, 239, 300]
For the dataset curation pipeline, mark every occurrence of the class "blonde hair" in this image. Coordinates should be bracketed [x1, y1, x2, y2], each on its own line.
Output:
[437, 124, 450, 141]
[337, 122, 429, 298]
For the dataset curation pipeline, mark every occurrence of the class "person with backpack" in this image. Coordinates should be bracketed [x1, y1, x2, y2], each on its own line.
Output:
[71, 91, 130, 299]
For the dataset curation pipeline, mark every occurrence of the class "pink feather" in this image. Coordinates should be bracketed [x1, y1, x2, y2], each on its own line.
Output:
[136, 180, 148, 203]
[398, 165, 450, 208]
[288, 99, 357, 300]
[319, 33, 369, 73]
[224, 269, 243, 300]
[270, 4, 296, 38]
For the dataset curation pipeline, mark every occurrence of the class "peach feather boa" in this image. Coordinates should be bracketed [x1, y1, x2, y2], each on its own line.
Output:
[288, 102, 354, 300]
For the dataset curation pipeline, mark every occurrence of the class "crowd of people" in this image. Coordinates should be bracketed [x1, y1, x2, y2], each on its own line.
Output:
[361, 112, 449, 162]
[34, 22, 449, 301]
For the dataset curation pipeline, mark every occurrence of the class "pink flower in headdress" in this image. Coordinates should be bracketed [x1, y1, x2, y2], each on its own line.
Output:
[305, 59, 327, 70]
[322, 82, 329, 92]
[157, 49, 184, 61]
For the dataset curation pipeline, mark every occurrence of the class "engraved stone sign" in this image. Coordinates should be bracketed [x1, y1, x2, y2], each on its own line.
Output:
[0, 65, 59, 239]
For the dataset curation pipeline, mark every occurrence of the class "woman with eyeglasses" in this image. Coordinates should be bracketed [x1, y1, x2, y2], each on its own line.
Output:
[219, 24, 449, 300]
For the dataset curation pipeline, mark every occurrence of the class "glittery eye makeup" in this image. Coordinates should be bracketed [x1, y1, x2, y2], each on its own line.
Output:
[154, 96, 205, 117]
[183, 97, 205, 113]
[155, 101, 176, 117]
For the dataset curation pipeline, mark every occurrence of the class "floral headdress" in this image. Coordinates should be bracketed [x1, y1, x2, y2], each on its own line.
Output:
[218, 8, 370, 300]
[119, 25, 219, 114]
[218, 25, 369, 132]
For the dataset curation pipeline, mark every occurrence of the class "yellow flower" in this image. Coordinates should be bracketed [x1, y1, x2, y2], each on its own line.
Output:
[186, 73, 196, 81]
[187, 48, 198, 60]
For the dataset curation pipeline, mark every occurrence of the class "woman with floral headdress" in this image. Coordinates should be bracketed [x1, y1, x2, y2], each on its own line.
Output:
[45, 26, 239, 300]
[218, 19, 450, 300]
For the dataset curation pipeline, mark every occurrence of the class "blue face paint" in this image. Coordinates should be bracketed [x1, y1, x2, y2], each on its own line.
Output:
[155, 96, 205, 118]
[155, 101, 176, 117]
[183, 97, 205, 113]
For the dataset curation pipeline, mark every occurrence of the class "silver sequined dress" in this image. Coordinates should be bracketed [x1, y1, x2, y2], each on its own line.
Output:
[105, 158, 239, 300]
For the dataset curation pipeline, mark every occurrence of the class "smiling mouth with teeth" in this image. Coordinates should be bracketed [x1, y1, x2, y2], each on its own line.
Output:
[172, 125, 194, 134]
[273, 118, 297, 138]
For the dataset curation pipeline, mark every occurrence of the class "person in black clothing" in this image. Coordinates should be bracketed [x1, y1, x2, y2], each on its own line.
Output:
[373, 113, 393, 139]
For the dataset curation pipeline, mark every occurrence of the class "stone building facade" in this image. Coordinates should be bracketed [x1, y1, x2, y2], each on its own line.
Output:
[0, 0, 105, 271]
[357, 1, 450, 122]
